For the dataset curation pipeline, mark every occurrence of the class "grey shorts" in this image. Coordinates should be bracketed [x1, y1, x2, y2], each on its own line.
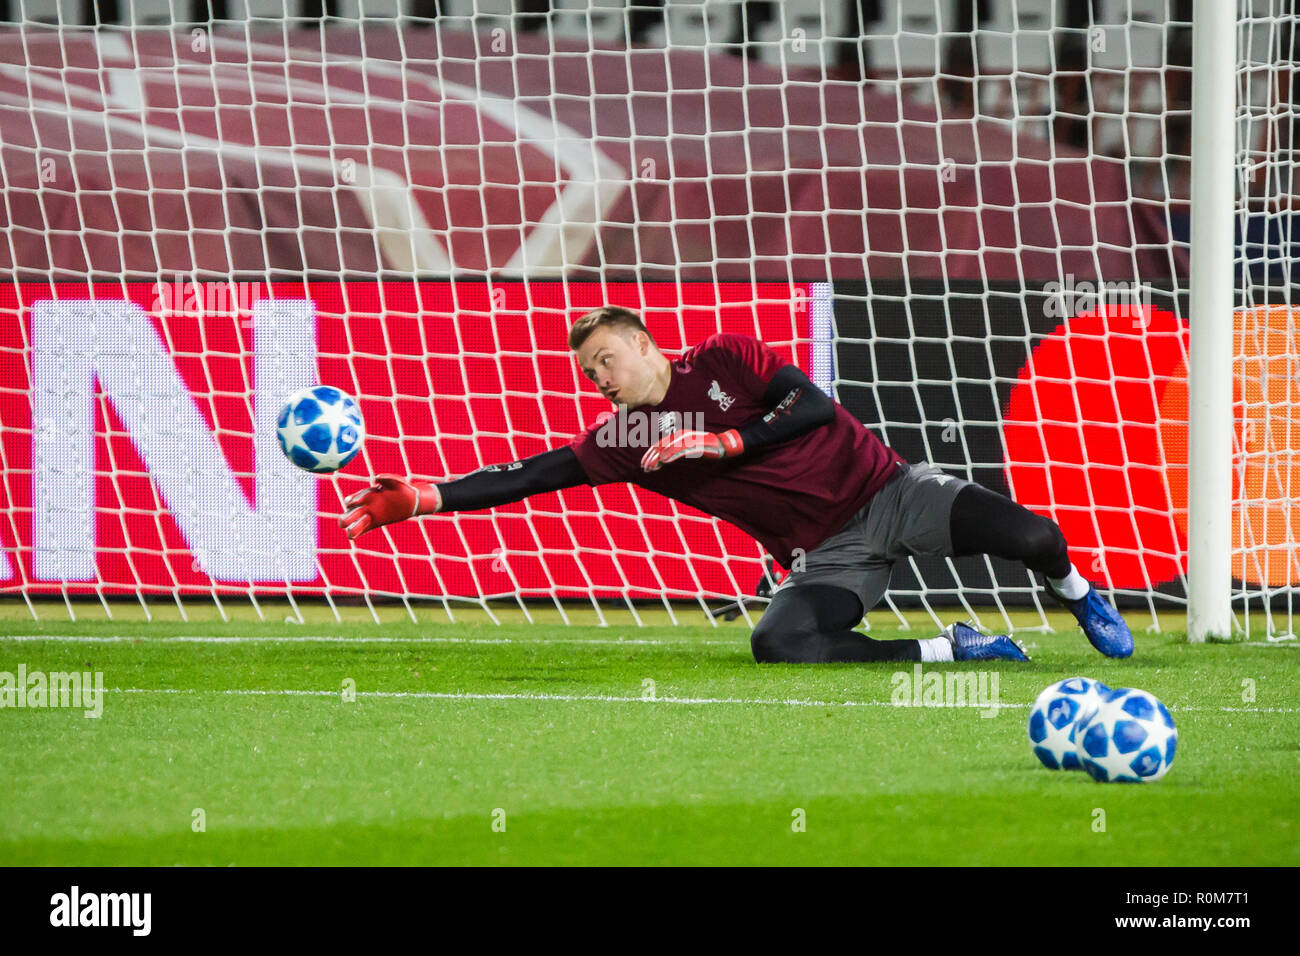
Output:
[772, 461, 972, 613]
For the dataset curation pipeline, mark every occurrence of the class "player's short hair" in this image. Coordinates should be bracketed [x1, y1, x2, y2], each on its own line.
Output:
[568, 306, 653, 352]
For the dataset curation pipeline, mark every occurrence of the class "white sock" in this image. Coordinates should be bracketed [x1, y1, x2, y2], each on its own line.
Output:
[1048, 565, 1090, 601]
[919, 636, 954, 663]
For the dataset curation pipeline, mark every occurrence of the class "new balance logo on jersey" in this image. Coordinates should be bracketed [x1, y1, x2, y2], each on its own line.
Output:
[708, 380, 735, 411]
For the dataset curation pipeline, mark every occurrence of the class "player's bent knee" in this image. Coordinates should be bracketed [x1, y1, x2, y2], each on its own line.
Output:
[1024, 517, 1069, 570]
[750, 624, 811, 663]
[1033, 518, 1068, 560]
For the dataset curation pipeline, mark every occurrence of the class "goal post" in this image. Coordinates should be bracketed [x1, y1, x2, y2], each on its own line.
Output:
[1186, 0, 1238, 643]
[0, 1, 1295, 638]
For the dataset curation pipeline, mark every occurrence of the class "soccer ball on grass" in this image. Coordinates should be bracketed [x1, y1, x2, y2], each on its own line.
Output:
[1027, 676, 1111, 770]
[1074, 687, 1177, 783]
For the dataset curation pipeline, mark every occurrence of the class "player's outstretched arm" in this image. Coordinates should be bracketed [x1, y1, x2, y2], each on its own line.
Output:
[339, 447, 588, 539]
[641, 365, 835, 471]
[339, 475, 439, 539]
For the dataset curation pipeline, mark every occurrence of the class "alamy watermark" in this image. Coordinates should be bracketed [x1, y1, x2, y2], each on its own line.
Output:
[50, 886, 150, 936]
[0, 664, 104, 718]
[150, 277, 266, 316]
[891, 663, 1001, 718]
[595, 409, 705, 448]
[1042, 274, 1154, 322]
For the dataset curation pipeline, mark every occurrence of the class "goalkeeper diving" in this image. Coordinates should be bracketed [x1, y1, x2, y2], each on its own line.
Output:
[339, 307, 1133, 663]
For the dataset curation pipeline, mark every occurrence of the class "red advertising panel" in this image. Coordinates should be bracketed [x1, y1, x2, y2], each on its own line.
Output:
[1004, 303, 1300, 591]
[0, 280, 819, 600]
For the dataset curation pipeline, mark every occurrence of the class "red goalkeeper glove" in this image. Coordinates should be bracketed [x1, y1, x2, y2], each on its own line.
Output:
[640, 429, 744, 473]
[339, 475, 441, 540]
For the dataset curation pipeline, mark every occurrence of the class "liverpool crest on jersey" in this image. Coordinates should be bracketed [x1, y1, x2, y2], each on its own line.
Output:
[708, 379, 735, 411]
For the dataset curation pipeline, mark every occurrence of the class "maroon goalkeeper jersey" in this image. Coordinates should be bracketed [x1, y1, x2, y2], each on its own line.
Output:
[568, 333, 905, 568]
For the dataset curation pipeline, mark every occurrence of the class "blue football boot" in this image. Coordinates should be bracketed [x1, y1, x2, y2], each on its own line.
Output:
[1050, 584, 1134, 658]
[943, 622, 1030, 662]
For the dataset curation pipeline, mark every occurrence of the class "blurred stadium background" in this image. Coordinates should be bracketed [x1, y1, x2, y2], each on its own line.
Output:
[0, 1, 1296, 637]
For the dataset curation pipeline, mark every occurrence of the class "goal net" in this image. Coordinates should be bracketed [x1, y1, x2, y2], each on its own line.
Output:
[0, 1, 1293, 637]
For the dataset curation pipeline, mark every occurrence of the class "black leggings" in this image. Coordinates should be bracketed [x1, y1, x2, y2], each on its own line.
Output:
[750, 584, 915, 662]
[948, 482, 1071, 578]
[750, 483, 1070, 663]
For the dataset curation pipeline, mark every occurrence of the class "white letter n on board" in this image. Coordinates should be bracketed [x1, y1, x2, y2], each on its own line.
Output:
[31, 298, 318, 581]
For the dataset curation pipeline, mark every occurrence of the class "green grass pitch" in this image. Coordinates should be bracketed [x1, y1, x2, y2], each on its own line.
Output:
[1, 600, 1297, 866]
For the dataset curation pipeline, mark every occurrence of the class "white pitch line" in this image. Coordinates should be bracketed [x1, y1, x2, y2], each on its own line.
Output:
[100, 687, 1299, 714]
[0, 634, 742, 647]
[107, 687, 912, 708]
[7, 634, 1297, 648]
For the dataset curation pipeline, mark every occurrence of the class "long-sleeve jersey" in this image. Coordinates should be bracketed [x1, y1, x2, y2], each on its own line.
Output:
[437, 333, 904, 567]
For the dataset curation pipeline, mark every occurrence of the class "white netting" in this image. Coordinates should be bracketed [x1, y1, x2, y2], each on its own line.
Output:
[1234, 0, 1298, 639]
[0, 1, 1291, 635]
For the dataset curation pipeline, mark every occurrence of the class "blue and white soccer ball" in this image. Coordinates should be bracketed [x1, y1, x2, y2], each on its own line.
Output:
[1074, 687, 1178, 783]
[1027, 676, 1111, 770]
[276, 385, 366, 473]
